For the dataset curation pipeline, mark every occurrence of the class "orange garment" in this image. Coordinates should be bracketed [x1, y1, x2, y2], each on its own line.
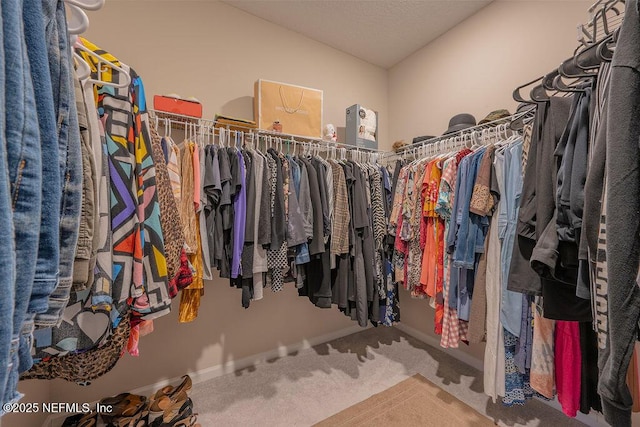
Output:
[179, 142, 198, 254]
[419, 159, 443, 296]
[433, 218, 444, 334]
[419, 159, 445, 333]
[414, 161, 433, 298]
[179, 211, 204, 323]
[178, 142, 204, 323]
[192, 144, 201, 211]
[433, 160, 445, 335]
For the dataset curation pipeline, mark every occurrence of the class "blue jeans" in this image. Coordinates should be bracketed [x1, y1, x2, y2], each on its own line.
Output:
[34, 0, 82, 328]
[1, 0, 43, 409]
[19, 0, 61, 377]
[25, 0, 60, 315]
[0, 0, 17, 411]
[453, 149, 486, 269]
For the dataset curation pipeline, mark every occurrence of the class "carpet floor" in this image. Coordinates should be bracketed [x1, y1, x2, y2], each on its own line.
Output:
[189, 326, 590, 427]
[315, 373, 495, 426]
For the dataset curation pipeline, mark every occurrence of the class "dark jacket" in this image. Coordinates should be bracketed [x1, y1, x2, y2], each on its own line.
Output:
[598, 1, 640, 424]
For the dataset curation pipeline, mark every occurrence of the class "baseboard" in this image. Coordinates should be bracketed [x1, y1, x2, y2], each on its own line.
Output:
[394, 323, 485, 371]
[394, 322, 607, 427]
[44, 324, 367, 426]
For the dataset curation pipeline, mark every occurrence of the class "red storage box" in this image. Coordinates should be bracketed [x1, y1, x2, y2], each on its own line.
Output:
[153, 95, 203, 118]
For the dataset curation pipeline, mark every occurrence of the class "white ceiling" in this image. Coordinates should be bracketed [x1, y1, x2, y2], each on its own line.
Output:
[222, 0, 492, 69]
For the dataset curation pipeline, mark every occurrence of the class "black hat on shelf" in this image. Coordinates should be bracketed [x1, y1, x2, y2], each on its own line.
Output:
[443, 113, 476, 136]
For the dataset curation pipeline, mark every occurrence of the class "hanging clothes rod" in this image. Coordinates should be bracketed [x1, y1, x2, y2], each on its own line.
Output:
[387, 106, 536, 157]
[579, 0, 624, 45]
[512, 0, 622, 103]
[148, 108, 388, 154]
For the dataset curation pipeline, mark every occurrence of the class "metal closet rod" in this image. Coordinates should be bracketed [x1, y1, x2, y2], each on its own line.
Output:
[147, 109, 387, 154]
[390, 106, 537, 156]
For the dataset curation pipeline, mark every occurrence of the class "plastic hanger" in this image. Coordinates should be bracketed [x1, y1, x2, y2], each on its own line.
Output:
[65, 0, 104, 11]
[220, 127, 226, 148]
[472, 132, 480, 148]
[75, 41, 131, 88]
[74, 51, 91, 80]
[576, 33, 615, 69]
[502, 123, 511, 140]
[552, 74, 590, 93]
[65, 3, 89, 34]
[559, 55, 598, 79]
[580, 0, 623, 46]
[513, 75, 543, 104]
[530, 78, 553, 102]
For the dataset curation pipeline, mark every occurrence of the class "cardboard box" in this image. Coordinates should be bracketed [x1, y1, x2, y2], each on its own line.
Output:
[345, 104, 378, 149]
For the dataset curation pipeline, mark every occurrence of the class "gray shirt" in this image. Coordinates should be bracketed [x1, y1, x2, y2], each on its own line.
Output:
[298, 161, 314, 239]
[286, 158, 308, 248]
[300, 157, 325, 256]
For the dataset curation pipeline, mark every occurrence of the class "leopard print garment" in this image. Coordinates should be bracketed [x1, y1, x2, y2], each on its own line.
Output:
[149, 125, 185, 280]
[21, 314, 131, 383]
[370, 167, 386, 251]
[369, 166, 387, 298]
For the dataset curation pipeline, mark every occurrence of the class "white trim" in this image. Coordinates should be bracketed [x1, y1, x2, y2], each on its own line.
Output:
[395, 323, 485, 371]
[43, 324, 366, 426]
[395, 323, 607, 427]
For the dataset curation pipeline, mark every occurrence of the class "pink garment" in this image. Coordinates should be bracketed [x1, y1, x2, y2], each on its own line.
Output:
[192, 144, 200, 211]
[127, 324, 140, 357]
[555, 321, 582, 417]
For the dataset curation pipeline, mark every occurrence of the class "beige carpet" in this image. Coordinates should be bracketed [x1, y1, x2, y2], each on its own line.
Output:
[316, 373, 496, 427]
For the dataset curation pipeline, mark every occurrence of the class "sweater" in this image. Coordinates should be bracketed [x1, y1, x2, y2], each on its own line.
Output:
[599, 1, 640, 424]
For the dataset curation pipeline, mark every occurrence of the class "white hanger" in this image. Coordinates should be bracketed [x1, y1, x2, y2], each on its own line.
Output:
[74, 41, 131, 89]
[65, 0, 105, 11]
[503, 123, 511, 140]
[200, 124, 205, 146]
[65, 3, 90, 34]
[64, 0, 108, 39]
[74, 51, 91, 80]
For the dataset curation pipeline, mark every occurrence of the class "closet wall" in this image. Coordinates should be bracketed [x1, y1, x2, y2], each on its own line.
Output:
[388, 0, 592, 367]
[14, 0, 388, 411]
[82, 0, 390, 148]
[9, 2, 619, 425]
[389, 0, 592, 144]
[390, 2, 640, 425]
